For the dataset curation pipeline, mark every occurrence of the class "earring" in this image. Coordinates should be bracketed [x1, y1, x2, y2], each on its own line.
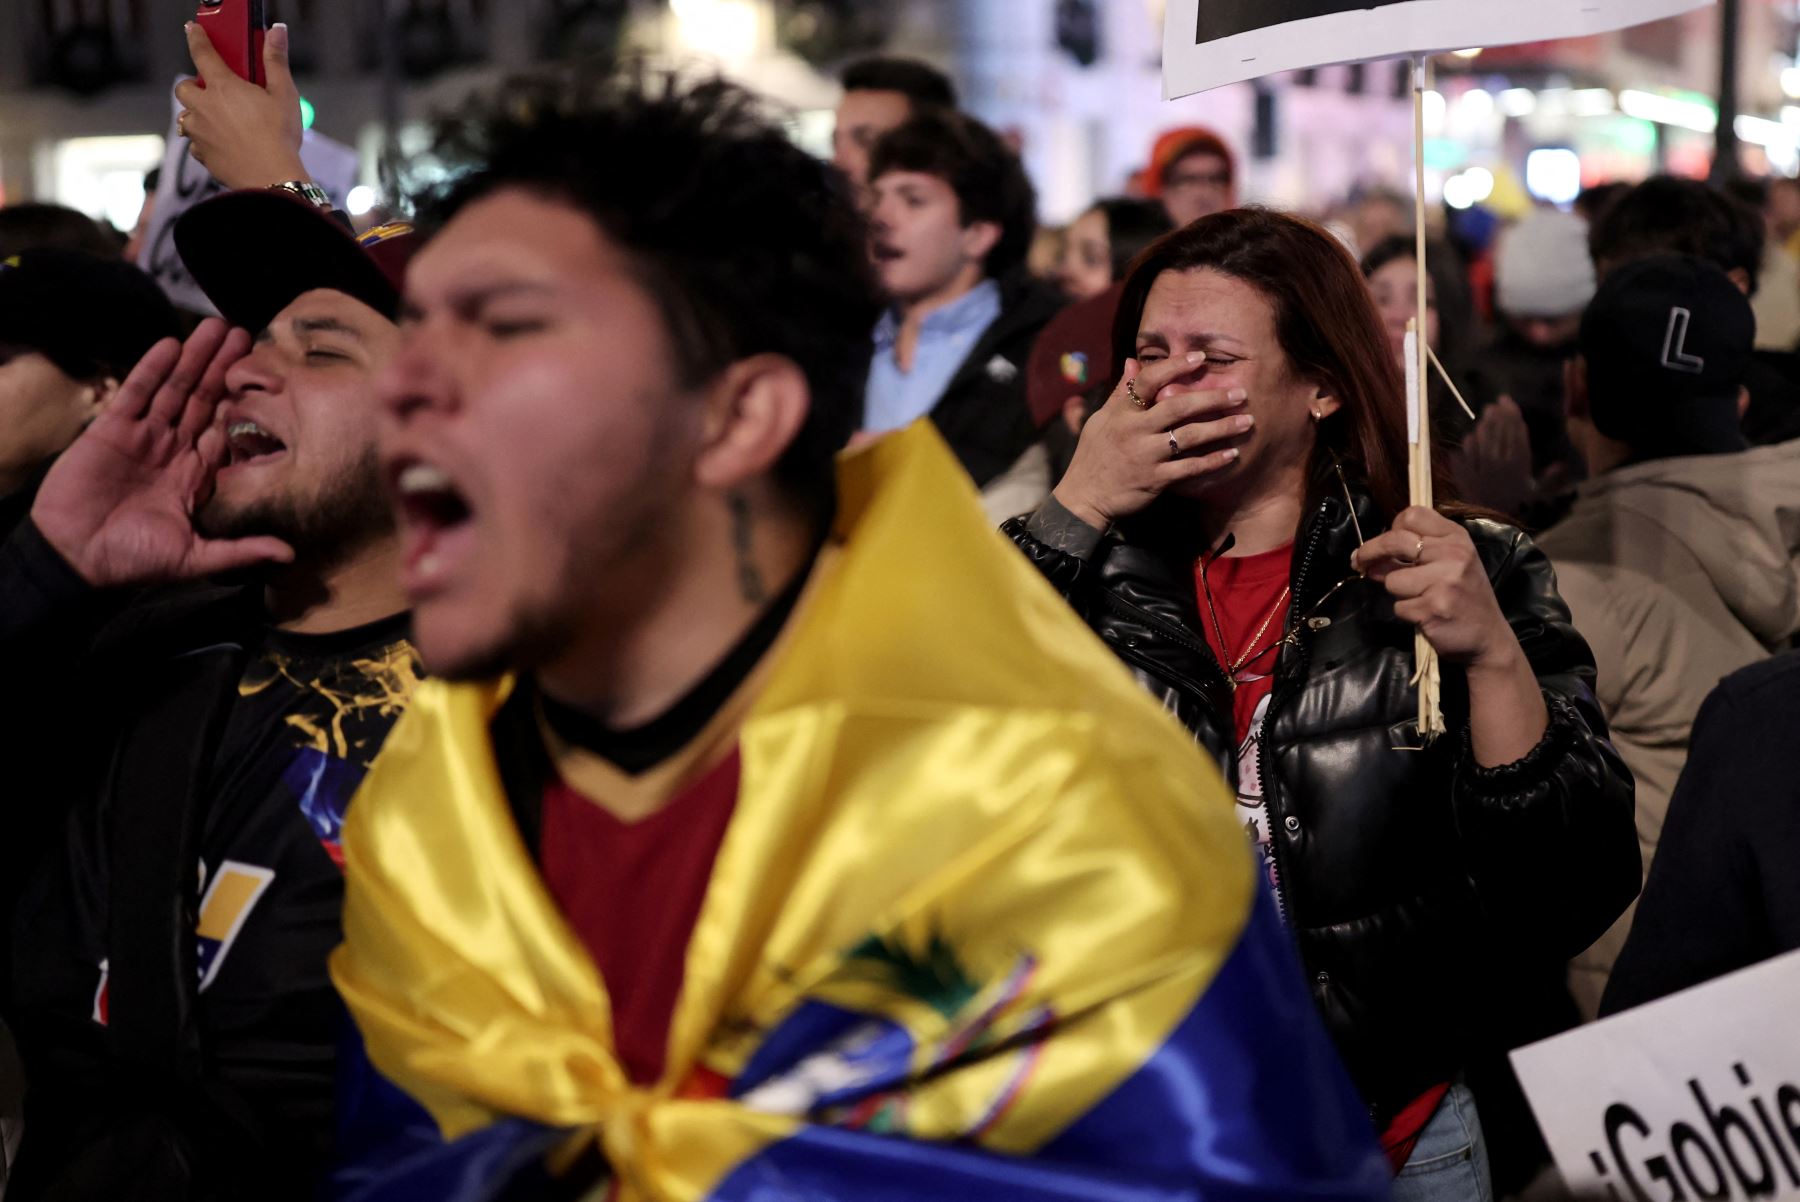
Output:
[1311, 410, 1322, 423]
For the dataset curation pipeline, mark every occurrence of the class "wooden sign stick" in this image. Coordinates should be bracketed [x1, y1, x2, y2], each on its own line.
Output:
[1411, 54, 1446, 742]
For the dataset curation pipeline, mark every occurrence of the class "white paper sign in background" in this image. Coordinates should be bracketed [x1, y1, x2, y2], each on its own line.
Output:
[1162, 0, 1717, 99]
[1512, 949, 1800, 1201]
[138, 77, 361, 315]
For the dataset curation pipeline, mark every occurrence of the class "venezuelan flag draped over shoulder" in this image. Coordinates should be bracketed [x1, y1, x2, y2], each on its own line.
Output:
[329, 423, 1389, 1201]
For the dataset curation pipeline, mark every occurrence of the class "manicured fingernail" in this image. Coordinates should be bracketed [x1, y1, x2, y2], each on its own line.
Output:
[1228, 388, 1248, 402]
[1223, 448, 1240, 460]
[1237, 415, 1255, 430]
[1187, 351, 1207, 364]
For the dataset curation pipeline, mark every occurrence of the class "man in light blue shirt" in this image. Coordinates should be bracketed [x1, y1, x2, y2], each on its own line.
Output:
[861, 110, 1063, 500]
[865, 278, 1000, 433]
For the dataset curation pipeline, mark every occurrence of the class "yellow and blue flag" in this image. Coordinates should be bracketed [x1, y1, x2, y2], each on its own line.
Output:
[328, 423, 1390, 1201]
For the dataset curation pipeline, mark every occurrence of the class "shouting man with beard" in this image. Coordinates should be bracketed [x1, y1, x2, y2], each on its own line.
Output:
[0, 190, 421, 1202]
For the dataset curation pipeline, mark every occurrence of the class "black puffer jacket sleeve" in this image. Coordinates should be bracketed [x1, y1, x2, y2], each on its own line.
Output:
[1001, 504, 1105, 622]
[1450, 521, 1640, 958]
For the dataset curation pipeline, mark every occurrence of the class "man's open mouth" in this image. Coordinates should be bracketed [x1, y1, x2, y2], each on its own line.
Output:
[392, 460, 478, 592]
[394, 462, 472, 532]
[225, 420, 288, 466]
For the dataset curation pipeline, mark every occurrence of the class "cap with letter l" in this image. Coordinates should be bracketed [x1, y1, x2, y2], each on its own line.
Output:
[1579, 253, 1755, 459]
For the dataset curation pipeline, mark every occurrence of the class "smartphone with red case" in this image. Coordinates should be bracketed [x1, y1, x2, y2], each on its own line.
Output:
[195, 0, 268, 86]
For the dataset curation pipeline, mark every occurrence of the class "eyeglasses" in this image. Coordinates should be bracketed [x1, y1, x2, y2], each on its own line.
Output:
[1165, 170, 1232, 191]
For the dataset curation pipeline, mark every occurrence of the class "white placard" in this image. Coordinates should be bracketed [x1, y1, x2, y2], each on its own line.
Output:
[1163, 0, 1716, 99]
[138, 77, 361, 315]
[1511, 949, 1800, 1201]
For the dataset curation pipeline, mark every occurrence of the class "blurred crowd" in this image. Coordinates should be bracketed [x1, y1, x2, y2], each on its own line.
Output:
[1, 28, 1798, 1202]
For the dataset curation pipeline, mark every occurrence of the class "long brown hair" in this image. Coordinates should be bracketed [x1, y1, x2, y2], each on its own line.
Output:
[1111, 207, 1457, 521]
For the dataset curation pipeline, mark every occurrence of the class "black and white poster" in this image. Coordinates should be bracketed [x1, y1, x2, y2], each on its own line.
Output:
[1164, 0, 1715, 99]
[1512, 950, 1800, 1201]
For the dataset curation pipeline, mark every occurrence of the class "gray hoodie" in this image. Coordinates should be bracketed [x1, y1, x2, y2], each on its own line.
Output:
[1537, 438, 1800, 1016]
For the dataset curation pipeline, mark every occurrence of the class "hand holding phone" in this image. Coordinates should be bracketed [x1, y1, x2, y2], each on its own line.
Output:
[194, 0, 268, 87]
[177, 19, 307, 190]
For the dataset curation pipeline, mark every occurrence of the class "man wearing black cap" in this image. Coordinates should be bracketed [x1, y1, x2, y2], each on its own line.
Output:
[0, 249, 181, 537]
[1536, 255, 1800, 1019]
[0, 190, 422, 1201]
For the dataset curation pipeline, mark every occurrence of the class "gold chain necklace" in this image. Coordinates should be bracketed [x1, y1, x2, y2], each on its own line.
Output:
[1197, 557, 1291, 693]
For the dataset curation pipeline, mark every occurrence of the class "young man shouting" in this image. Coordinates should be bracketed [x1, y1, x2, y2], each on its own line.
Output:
[863, 109, 1062, 519]
[329, 71, 1386, 1202]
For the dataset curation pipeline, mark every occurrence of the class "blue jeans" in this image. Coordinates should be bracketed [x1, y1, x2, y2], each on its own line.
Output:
[1390, 1083, 1493, 1202]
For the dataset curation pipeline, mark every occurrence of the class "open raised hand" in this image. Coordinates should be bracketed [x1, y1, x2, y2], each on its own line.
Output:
[31, 319, 294, 588]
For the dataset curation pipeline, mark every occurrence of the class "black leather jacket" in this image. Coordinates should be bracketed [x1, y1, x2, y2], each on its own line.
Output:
[1003, 485, 1639, 1126]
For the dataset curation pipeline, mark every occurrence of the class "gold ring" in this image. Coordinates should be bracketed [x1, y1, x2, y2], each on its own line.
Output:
[1411, 537, 1426, 563]
[1169, 431, 1181, 459]
[177, 109, 191, 135]
[1126, 378, 1148, 409]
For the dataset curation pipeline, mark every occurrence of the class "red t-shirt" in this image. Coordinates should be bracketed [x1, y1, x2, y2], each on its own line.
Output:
[1194, 542, 1294, 903]
[539, 749, 741, 1085]
[1192, 543, 1294, 744]
[1192, 542, 1444, 1172]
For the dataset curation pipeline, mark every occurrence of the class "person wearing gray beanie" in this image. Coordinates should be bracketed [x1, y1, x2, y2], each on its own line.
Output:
[1476, 209, 1596, 490]
[1495, 210, 1598, 344]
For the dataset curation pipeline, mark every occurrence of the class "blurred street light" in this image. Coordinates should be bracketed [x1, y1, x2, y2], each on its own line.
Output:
[1498, 88, 1537, 118]
[1422, 89, 1446, 134]
[1459, 88, 1494, 120]
[671, 0, 763, 60]
[1443, 166, 1495, 210]
[1569, 89, 1617, 117]
[1619, 89, 1719, 132]
[1525, 148, 1582, 205]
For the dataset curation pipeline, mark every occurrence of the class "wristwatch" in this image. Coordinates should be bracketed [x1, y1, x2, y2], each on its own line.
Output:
[268, 179, 332, 210]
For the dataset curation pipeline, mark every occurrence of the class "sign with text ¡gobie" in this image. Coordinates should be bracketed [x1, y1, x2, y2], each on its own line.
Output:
[1162, 0, 1716, 99]
[138, 77, 360, 315]
[1511, 949, 1800, 1202]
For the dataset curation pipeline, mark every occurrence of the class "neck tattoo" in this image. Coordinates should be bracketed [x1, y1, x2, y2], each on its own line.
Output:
[729, 491, 767, 606]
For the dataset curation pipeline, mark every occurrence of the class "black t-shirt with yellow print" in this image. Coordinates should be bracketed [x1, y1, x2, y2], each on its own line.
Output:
[9, 604, 419, 1200]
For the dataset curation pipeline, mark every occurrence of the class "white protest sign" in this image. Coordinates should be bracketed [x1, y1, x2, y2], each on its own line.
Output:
[1512, 949, 1800, 1201]
[1163, 0, 1716, 99]
[138, 77, 362, 315]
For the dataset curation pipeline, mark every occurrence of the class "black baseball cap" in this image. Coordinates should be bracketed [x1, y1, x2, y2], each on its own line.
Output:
[174, 189, 420, 334]
[0, 248, 181, 381]
[1580, 254, 1754, 459]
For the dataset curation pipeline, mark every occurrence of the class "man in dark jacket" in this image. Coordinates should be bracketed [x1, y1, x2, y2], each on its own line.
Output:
[863, 108, 1063, 521]
[1589, 175, 1800, 447]
[1601, 652, 1800, 1016]
[1, 191, 420, 1201]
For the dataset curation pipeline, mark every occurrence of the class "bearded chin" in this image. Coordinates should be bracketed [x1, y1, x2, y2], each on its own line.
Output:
[198, 448, 394, 569]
